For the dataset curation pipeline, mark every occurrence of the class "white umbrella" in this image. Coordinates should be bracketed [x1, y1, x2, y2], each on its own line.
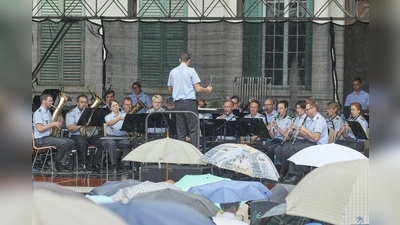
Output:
[287, 143, 367, 167]
[201, 143, 279, 181]
[122, 137, 206, 180]
[111, 181, 181, 201]
[286, 159, 369, 225]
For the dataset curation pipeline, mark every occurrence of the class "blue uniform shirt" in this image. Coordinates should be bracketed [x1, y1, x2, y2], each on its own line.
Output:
[127, 92, 152, 114]
[326, 115, 345, 141]
[344, 90, 369, 110]
[347, 116, 368, 141]
[65, 106, 98, 136]
[271, 115, 292, 140]
[32, 106, 51, 139]
[105, 111, 127, 136]
[168, 63, 201, 101]
[291, 114, 310, 141]
[307, 113, 328, 145]
[266, 110, 278, 124]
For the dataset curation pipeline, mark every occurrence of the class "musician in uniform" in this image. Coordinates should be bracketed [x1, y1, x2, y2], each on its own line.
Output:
[146, 95, 167, 140]
[275, 100, 308, 179]
[264, 100, 292, 162]
[283, 99, 328, 184]
[198, 99, 212, 119]
[103, 90, 116, 109]
[335, 102, 368, 151]
[240, 100, 265, 145]
[325, 101, 345, 142]
[215, 100, 237, 143]
[122, 97, 133, 114]
[344, 77, 369, 110]
[127, 82, 152, 113]
[33, 93, 75, 172]
[65, 94, 104, 172]
[263, 98, 278, 124]
[102, 100, 131, 174]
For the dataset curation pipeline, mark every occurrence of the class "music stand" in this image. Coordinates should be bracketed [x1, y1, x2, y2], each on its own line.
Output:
[77, 108, 111, 126]
[347, 121, 369, 140]
[164, 113, 177, 136]
[232, 109, 250, 118]
[343, 106, 351, 119]
[213, 119, 242, 142]
[238, 118, 271, 139]
[120, 114, 147, 133]
[199, 118, 215, 150]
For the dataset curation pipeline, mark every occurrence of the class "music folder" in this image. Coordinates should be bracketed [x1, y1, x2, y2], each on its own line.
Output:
[212, 119, 242, 136]
[76, 108, 111, 126]
[347, 121, 369, 140]
[238, 118, 271, 139]
[120, 114, 147, 133]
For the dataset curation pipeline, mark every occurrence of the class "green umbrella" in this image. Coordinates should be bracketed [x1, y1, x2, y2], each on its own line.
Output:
[174, 173, 230, 191]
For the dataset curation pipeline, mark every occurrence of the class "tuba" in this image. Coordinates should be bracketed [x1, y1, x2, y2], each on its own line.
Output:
[80, 94, 106, 138]
[50, 92, 72, 137]
[129, 99, 146, 114]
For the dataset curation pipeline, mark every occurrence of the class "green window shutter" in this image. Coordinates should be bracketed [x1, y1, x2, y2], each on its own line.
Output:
[62, 21, 84, 85]
[38, 20, 61, 84]
[242, 0, 263, 77]
[139, 23, 162, 85]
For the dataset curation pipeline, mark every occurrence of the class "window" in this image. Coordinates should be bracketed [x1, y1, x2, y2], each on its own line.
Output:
[36, 0, 84, 85]
[265, 0, 312, 89]
[138, 0, 187, 87]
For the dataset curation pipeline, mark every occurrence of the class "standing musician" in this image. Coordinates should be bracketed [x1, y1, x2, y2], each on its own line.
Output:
[275, 100, 308, 180]
[283, 99, 328, 184]
[65, 94, 104, 173]
[33, 93, 75, 172]
[215, 100, 237, 143]
[264, 100, 292, 162]
[240, 100, 266, 145]
[325, 101, 345, 141]
[335, 102, 368, 151]
[102, 100, 131, 175]
[127, 82, 152, 113]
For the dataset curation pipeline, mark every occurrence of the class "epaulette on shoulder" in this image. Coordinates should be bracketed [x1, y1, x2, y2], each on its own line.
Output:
[67, 109, 74, 114]
[38, 109, 42, 112]
[360, 117, 365, 120]
[336, 117, 339, 120]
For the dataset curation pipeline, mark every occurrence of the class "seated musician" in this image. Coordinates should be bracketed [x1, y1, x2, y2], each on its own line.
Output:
[215, 100, 237, 143]
[325, 101, 345, 142]
[102, 100, 131, 175]
[33, 93, 75, 172]
[335, 102, 368, 151]
[198, 99, 212, 119]
[146, 95, 167, 139]
[65, 94, 104, 172]
[264, 100, 292, 162]
[240, 100, 265, 145]
[231, 96, 247, 113]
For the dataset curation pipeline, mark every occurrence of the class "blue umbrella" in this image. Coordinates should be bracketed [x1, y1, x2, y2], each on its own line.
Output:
[102, 199, 215, 225]
[187, 180, 272, 203]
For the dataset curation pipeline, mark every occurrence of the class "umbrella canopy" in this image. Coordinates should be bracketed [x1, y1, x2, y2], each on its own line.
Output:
[174, 173, 231, 191]
[259, 203, 328, 225]
[87, 179, 142, 196]
[33, 181, 90, 201]
[287, 143, 367, 167]
[286, 159, 369, 225]
[270, 183, 295, 204]
[33, 189, 127, 225]
[187, 180, 271, 203]
[201, 143, 279, 181]
[111, 181, 181, 201]
[103, 199, 216, 225]
[132, 189, 220, 217]
[122, 137, 206, 165]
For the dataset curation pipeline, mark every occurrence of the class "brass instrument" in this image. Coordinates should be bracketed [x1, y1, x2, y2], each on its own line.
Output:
[130, 99, 146, 114]
[79, 94, 106, 138]
[50, 92, 72, 137]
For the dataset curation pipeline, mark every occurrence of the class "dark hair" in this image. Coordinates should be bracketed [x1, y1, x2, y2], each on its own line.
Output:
[105, 89, 115, 96]
[295, 100, 306, 109]
[40, 93, 52, 102]
[223, 99, 234, 107]
[250, 99, 260, 109]
[180, 52, 191, 62]
[352, 77, 362, 84]
[278, 100, 289, 109]
[132, 82, 142, 89]
[123, 97, 133, 103]
[230, 96, 240, 102]
[76, 94, 88, 102]
[109, 100, 119, 106]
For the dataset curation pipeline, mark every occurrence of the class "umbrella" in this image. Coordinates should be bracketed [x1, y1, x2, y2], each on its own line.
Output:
[132, 189, 220, 217]
[287, 143, 367, 167]
[111, 181, 181, 201]
[270, 183, 295, 204]
[32, 181, 90, 201]
[259, 203, 328, 225]
[201, 143, 279, 181]
[33, 189, 127, 225]
[87, 179, 142, 196]
[122, 137, 206, 180]
[103, 199, 216, 225]
[286, 159, 369, 225]
[174, 173, 230, 191]
[187, 180, 271, 203]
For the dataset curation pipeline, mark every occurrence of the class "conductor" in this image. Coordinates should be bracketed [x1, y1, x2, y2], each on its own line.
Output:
[167, 51, 212, 149]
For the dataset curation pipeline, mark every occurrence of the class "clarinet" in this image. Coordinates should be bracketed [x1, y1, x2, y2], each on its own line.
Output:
[289, 115, 308, 149]
[280, 115, 297, 146]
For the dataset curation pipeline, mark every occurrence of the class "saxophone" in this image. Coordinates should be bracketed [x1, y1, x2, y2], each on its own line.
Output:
[50, 92, 72, 137]
[79, 94, 106, 138]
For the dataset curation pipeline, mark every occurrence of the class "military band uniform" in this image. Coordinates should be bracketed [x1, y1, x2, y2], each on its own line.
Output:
[335, 116, 368, 151]
[65, 106, 103, 170]
[102, 111, 131, 168]
[265, 110, 278, 124]
[242, 113, 266, 146]
[33, 106, 75, 167]
[145, 107, 166, 141]
[127, 92, 152, 114]
[286, 112, 328, 175]
[326, 114, 345, 141]
[344, 90, 369, 110]
[265, 115, 292, 162]
[275, 114, 309, 177]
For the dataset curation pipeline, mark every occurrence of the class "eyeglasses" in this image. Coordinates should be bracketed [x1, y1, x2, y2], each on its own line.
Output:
[305, 106, 314, 112]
